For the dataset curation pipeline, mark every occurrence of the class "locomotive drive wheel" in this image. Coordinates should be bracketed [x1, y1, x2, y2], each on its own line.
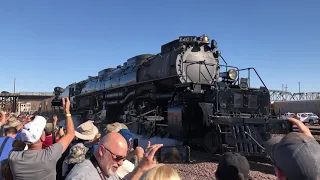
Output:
[203, 130, 222, 154]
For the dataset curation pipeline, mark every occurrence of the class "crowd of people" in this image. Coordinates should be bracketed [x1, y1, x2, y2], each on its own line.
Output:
[0, 97, 319, 180]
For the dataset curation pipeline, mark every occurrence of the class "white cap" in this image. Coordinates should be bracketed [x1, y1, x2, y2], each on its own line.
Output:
[21, 116, 47, 144]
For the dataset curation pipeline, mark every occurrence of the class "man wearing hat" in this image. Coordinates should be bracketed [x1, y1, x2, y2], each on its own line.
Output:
[266, 117, 320, 180]
[3, 115, 36, 140]
[75, 120, 100, 141]
[59, 120, 100, 179]
[8, 97, 75, 180]
[105, 122, 129, 134]
[215, 152, 252, 180]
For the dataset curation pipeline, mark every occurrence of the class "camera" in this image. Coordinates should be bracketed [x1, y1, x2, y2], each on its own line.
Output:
[51, 87, 64, 107]
[51, 97, 63, 107]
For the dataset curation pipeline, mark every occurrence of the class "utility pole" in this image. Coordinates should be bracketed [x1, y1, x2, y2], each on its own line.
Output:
[282, 84, 284, 91]
[13, 77, 16, 113]
[285, 84, 288, 92]
[14, 77, 16, 94]
[298, 82, 301, 100]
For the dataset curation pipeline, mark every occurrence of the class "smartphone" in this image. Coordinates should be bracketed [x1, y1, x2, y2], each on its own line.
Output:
[267, 119, 293, 134]
[155, 145, 190, 163]
[133, 139, 139, 150]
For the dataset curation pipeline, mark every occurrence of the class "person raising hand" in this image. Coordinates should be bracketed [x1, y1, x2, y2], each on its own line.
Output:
[124, 141, 163, 180]
[265, 117, 320, 180]
[8, 97, 75, 180]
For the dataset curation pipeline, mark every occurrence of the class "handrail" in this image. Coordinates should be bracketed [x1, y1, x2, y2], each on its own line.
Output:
[218, 65, 268, 90]
[237, 67, 268, 90]
[180, 60, 267, 90]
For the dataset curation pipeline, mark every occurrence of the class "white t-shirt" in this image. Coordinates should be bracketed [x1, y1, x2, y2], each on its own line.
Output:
[115, 160, 135, 178]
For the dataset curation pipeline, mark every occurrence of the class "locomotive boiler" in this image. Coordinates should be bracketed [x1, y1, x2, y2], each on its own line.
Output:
[44, 34, 291, 156]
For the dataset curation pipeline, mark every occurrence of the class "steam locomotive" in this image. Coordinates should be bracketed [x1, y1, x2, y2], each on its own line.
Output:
[40, 34, 291, 156]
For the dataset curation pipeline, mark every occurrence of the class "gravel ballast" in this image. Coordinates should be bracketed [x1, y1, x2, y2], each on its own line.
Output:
[168, 126, 320, 180]
[169, 150, 277, 180]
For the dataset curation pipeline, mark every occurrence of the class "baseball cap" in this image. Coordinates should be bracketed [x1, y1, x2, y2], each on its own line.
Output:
[265, 132, 320, 180]
[118, 129, 137, 147]
[21, 116, 47, 144]
[215, 152, 251, 180]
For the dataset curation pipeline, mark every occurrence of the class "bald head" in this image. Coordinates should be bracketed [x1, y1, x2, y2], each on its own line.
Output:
[100, 132, 128, 156]
[95, 132, 128, 176]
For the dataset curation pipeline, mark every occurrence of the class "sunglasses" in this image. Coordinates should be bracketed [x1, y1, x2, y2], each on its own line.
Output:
[100, 144, 126, 162]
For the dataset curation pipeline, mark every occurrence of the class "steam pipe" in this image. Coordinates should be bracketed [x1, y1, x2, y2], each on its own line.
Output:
[107, 91, 136, 105]
[105, 92, 125, 99]
[107, 92, 173, 105]
[136, 93, 173, 100]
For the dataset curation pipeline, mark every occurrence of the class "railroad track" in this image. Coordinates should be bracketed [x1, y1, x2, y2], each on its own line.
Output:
[189, 148, 273, 168]
[188, 126, 320, 165]
[293, 127, 320, 135]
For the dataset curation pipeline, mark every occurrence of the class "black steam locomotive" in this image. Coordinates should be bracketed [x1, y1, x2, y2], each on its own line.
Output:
[49, 34, 291, 156]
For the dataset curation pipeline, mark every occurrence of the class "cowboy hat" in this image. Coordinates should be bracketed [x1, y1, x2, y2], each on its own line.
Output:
[105, 122, 128, 133]
[3, 120, 21, 129]
[75, 121, 99, 141]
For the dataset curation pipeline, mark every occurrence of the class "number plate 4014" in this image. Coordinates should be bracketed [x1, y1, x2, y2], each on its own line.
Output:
[178, 36, 198, 43]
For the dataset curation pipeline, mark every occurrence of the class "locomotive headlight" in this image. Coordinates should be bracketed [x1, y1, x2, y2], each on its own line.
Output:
[228, 69, 238, 80]
[219, 69, 238, 81]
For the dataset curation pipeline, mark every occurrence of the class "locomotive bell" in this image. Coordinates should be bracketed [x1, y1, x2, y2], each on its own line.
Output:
[201, 35, 210, 44]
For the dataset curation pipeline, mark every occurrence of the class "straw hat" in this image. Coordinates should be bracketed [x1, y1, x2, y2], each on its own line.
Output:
[3, 119, 21, 129]
[105, 122, 128, 133]
[75, 121, 99, 141]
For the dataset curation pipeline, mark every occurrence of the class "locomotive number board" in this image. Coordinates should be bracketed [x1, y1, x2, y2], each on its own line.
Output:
[179, 36, 198, 43]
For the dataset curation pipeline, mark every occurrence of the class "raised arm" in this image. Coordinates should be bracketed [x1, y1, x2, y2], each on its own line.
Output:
[57, 97, 75, 152]
[123, 142, 163, 180]
[52, 115, 58, 143]
[16, 115, 32, 131]
[0, 111, 7, 127]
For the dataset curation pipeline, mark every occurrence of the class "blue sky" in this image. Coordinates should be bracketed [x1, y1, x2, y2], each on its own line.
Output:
[0, 0, 319, 94]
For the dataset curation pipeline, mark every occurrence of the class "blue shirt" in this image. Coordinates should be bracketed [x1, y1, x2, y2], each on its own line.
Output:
[91, 143, 98, 154]
[0, 136, 14, 161]
[15, 132, 21, 140]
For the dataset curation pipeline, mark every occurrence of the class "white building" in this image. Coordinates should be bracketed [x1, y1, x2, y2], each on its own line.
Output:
[18, 102, 32, 114]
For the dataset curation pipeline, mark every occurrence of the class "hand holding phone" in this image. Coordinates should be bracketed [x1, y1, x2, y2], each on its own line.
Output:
[155, 145, 190, 163]
[136, 142, 163, 172]
[267, 119, 293, 134]
[133, 139, 139, 150]
[287, 117, 313, 138]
